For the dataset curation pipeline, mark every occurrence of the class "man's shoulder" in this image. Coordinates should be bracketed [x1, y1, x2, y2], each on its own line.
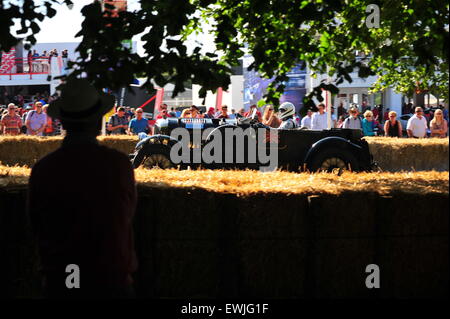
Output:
[99, 144, 131, 160]
[34, 143, 130, 170]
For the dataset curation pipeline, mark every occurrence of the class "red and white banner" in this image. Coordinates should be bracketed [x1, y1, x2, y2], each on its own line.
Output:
[215, 87, 223, 110]
[0, 49, 16, 73]
[154, 88, 165, 113]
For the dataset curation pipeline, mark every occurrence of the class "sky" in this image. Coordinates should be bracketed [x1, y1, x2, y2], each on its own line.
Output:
[20, 0, 217, 56]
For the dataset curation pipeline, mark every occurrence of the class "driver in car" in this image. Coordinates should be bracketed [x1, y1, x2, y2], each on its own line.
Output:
[278, 102, 298, 130]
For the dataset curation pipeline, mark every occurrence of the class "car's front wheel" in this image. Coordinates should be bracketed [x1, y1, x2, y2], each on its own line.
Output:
[132, 145, 174, 169]
[306, 148, 360, 174]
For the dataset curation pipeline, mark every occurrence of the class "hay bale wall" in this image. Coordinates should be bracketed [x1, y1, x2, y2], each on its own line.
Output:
[0, 136, 448, 171]
[0, 136, 137, 167]
[365, 137, 449, 172]
[0, 184, 448, 298]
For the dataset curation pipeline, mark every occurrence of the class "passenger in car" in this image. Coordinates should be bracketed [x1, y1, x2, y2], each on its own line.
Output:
[262, 105, 281, 128]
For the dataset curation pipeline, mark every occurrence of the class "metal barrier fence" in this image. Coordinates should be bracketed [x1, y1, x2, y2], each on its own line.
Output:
[0, 57, 54, 80]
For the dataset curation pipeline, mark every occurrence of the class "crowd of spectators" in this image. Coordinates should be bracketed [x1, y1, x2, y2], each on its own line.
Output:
[1, 100, 448, 138]
[25, 49, 69, 73]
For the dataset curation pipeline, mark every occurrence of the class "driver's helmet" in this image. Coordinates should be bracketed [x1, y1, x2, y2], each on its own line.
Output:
[279, 102, 295, 121]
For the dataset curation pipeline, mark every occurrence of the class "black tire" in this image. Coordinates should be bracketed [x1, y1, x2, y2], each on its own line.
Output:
[131, 144, 174, 169]
[307, 147, 360, 173]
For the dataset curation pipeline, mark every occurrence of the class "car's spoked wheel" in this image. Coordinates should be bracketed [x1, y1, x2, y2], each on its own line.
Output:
[321, 157, 346, 170]
[319, 157, 350, 175]
[142, 154, 173, 169]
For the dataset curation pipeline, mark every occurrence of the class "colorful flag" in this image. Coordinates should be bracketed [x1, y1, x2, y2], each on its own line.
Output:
[0, 49, 16, 73]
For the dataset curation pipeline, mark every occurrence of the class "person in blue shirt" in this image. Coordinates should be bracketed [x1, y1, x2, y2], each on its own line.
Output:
[127, 108, 149, 135]
[362, 110, 376, 136]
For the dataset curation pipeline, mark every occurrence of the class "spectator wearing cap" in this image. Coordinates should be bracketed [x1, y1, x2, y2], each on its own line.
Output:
[407, 107, 428, 138]
[343, 107, 362, 130]
[107, 107, 129, 135]
[127, 108, 149, 135]
[25, 101, 47, 136]
[300, 109, 313, 129]
[204, 107, 216, 119]
[1, 103, 22, 135]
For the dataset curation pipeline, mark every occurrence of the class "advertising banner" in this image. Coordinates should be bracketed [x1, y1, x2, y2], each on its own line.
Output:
[243, 55, 307, 113]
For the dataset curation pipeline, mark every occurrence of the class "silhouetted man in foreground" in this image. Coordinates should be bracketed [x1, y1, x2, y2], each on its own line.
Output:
[28, 79, 138, 298]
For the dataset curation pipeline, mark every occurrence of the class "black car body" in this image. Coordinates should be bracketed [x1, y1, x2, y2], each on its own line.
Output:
[130, 117, 376, 172]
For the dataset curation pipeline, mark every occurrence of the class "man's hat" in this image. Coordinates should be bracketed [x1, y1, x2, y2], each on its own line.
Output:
[48, 78, 115, 123]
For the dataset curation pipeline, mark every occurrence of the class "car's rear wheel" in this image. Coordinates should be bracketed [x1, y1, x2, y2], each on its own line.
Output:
[307, 148, 360, 174]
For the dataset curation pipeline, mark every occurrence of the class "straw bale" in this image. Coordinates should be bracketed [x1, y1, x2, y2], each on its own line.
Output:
[0, 135, 447, 170]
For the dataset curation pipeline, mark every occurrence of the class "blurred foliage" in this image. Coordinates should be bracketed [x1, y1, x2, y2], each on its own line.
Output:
[201, 0, 449, 106]
[0, 0, 73, 51]
[0, 0, 448, 104]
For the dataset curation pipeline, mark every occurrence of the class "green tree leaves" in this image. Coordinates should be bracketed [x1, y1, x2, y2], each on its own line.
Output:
[1, 0, 447, 104]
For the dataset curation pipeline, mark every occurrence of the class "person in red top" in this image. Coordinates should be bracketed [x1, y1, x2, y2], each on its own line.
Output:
[155, 108, 172, 119]
[1, 103, 22, 135]
[244, 104, 262, 121]
[42, 104, 54, 136]
[155, 104, 172, 120]
[28, 79, 137, 298]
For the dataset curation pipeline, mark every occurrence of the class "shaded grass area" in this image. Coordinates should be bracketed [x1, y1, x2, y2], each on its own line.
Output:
[0, 135, 448, 171]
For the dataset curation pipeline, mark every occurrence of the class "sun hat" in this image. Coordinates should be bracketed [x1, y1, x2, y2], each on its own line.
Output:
[47, 78, 115, 123]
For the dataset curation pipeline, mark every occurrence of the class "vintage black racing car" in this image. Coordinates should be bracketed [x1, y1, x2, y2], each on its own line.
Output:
[129, 116, 377, 172]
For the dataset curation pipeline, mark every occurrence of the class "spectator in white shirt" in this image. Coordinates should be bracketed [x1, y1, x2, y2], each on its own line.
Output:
[343, 107, 362, 130]
[311, 103, 328, 130]
[407, 107, 428, 138]
[300, 109, 313, 129]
